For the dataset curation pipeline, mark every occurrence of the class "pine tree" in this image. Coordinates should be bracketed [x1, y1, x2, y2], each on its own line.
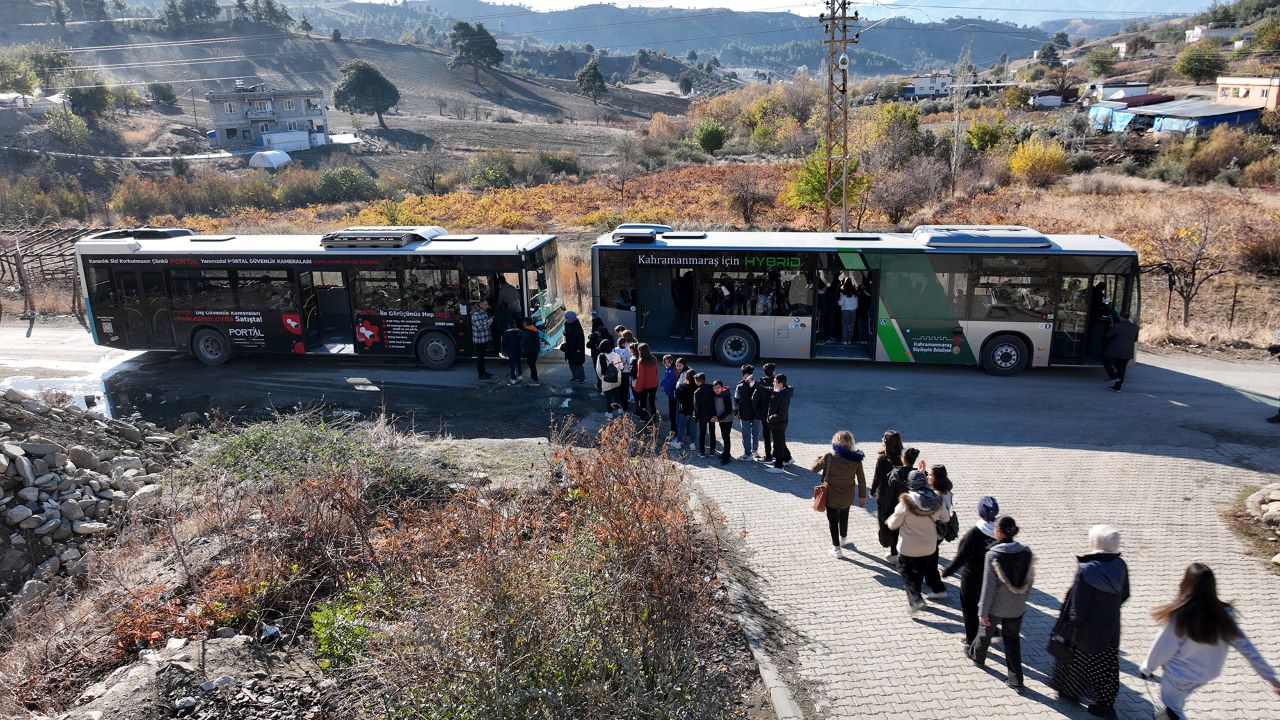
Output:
[299, 16, 312, 36]
[50, 0, 69, 26]
[334, 59, 400, 128]
[448, 21, 504, 84]
[575, 57, 607, 104]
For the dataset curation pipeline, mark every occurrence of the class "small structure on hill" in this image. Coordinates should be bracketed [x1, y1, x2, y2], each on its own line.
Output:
[248, 149, 292, 169]
[1216, 75, 1279, 111]
[206, 81, 330, 152]
[1184, 24, 1239, 43]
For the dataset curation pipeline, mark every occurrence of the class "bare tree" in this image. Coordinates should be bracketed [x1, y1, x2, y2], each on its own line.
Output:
[868, 157, 947, 226]
[1146, 200, 1236, 325]
[407, 148, 452, 196]
[606, 136, 643, 204]
[725, 167, 775, 226]
[432, 95, 448, 116]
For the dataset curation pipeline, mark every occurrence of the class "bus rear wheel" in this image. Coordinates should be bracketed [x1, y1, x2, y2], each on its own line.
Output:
[191, 328, 230, 366]
[713, 327, 757, 366]
[416, 332, 456, 370]
[980, 334, 1028, 377]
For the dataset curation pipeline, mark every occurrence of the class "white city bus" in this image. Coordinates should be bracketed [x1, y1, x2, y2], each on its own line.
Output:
[591, 224, 1139, 375]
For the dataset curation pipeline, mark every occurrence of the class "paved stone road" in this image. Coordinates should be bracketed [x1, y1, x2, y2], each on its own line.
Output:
[680, 351, 1280, 720]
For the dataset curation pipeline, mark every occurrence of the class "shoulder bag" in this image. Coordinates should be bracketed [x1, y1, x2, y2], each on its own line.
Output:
[812, 455, 829, 512]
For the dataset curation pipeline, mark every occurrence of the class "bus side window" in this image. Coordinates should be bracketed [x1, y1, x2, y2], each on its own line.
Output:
[171, 269, 233, 309]
[234, 270, 295, 311]
[596, 250, 634, 310]
[404, 269, 462, 315]
[354, 270, 401, 311]
[86, 266, 115, 305]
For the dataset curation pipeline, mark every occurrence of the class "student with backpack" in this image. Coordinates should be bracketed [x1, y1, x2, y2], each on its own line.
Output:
[944, 496, 1002, 647]
[693, 373, 717, 458]
[711, 379, 734, 465]
[757, 363, 776, 463]
[660, 355, 680, 444]
[674, 368, 697, 450]
[595, 338, 625, 417]
[519, 317, 543, 386]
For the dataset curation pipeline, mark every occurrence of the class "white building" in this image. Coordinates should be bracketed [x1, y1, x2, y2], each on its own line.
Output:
[205, 82, 330, 151]
[1185, 25, 1239, 43]
[903, 72, 978, 98]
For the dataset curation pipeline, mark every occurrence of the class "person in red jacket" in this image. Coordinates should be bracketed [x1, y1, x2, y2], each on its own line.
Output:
[632, 342, 660, 424]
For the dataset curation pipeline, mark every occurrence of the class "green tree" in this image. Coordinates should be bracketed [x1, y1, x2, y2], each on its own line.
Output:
[299, 16, 312, 35]
[448, 21, 504, 84]
[0, 56, 38, 95]
[1001, 85, 1030, 109]
[50, 0, 69, 26]
[161, 0, 181, 26]
[170, 152, 190, 178]
[147, 81, 178, 104]
[44, 107, 89, 150]
[693, 119, 726, 154]
[1037, 42, 1060, 67]
[1084, 47, 1119, 77]
[64, 72, 113, 118]
[1251, 18, 1280, 53]
[784, 145, 868, 213]
[678, 73, 693, 95]
[333, 59, 400, 129]
[574, 57, 606, 104]
[965, 118, 1005, 152]
[26, 43, 72, 85]
[867, 102, 921, 170]
[112, 85, 143, 114]
[1174, 42, 1227, 85]
[110, 0, 127, 18]
[1051, 31, 1069, 48]
[178, 0, 219, 24]
[315, 166, 380, 202]
[331, 28, 342, 42]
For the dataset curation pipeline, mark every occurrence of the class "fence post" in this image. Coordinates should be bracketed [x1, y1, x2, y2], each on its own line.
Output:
[14, 242, 35, 318]
[1228, 282, 1239, 332]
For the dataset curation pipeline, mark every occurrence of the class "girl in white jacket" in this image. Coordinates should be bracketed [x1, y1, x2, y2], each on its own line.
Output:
[1140, 563, 1280, 719]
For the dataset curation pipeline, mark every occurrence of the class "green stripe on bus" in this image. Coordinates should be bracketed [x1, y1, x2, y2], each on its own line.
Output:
[877, 300, 911, 362]
[837, 251, 866, 270]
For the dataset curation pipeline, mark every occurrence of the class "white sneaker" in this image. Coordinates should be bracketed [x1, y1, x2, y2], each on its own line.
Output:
[830, 547, 844, 559]
[886, 552, 899, 562]
[510, 378, 521, 385]
[766, 467, 786, 474]
[907, 602, 920, 618]
[926, 589, 948, 601]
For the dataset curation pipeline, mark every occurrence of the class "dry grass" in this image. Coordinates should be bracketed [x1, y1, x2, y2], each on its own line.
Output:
[1063, 171, 1168, 195]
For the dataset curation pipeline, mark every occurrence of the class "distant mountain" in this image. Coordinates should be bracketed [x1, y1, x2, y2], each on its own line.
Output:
[1037, 15, 1183, 39]
[884, 1, 1205, 25]
[307, 1, 1049, 75]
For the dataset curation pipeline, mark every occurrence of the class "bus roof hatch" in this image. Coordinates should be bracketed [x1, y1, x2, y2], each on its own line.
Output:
[913, 225, 1053, 249]
[320, 226, 448, 248]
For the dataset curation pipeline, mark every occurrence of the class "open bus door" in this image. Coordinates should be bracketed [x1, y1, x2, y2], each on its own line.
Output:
[299, 270, 354, 352]
[113, 269, 175, 349]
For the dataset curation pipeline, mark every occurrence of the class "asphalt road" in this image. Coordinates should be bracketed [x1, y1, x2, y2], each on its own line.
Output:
[1, 320, 1277, 462]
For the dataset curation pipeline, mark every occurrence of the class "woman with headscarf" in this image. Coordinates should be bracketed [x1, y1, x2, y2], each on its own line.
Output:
[1049, 524, 1131, 720]
[1140, 563, 1280, 719]
[943, 496, 1001, 647]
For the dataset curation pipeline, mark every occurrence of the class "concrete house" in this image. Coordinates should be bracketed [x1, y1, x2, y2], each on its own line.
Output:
[1216, 75, 1280, 111]
[902, 72, 977, 98]
[205, 82, 330, 152]
[1185, 25, 1239, 43]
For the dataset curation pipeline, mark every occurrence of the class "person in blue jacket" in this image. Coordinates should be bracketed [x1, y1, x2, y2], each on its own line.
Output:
[659, 354, 680, 445]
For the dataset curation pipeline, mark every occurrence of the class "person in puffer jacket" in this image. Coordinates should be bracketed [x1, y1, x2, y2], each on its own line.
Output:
[886, 470, 950, 616]
[811, 430, 866, 558]
[971, 516, 1035, 693]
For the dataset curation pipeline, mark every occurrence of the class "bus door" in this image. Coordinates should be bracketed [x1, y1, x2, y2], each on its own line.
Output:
[113, 269, 174, 349]
[635, 265, 693, 354]
[1051, 274, 1091, 363]
[301, 271, 353, 348]
[813, 261, 876, 361]
[297, 272, 323, 348]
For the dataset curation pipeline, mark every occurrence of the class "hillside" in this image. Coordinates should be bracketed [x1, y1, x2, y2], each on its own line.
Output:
[295, 1, 1050, 74]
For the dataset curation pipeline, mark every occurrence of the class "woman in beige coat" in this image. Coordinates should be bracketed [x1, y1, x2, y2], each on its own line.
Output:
[812, 430, 867, 559]
[887, 469, 951, 615]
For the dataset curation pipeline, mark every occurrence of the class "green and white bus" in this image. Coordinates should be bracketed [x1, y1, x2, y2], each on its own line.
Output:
[590, 225, 1138, 375]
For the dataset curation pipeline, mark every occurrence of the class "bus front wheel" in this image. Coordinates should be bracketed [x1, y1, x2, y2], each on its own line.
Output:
[980, 334, 1028, 377]
[416, 332, 456, 370]
[713, 327, 758, 366]
[191, 328, 231, 366]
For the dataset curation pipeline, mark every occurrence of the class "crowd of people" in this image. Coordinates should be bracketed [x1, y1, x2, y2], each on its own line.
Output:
[810, 430, 1280, 718]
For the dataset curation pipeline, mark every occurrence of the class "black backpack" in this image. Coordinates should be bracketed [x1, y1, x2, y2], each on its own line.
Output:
[600, 356, 619, 384]
[937, 511, 960, 543]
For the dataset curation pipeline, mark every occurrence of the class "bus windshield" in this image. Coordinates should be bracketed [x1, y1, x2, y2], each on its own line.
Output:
[527, 245, 565, 344]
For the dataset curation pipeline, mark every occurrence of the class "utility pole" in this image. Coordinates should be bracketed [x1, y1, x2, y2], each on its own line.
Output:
[190, 87, 199, 129]
[819, 1, 859, 232]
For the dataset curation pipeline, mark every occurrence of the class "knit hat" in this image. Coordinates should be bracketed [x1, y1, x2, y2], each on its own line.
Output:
[565, 311, 578, 322]
[977, 496, 999, 521]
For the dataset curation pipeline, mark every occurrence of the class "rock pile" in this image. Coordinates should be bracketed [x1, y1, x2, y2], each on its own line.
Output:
[67, 634, 332, 720]
[1244, 482, 1280, 568]
[0, 388, 191, 595]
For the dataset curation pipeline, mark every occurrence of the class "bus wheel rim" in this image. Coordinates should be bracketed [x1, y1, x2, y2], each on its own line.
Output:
[200, 335, 222, 357]
[424, 339, 448, 362]
[723, 336, 747, 362]
[992, 343, 1018, 369]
